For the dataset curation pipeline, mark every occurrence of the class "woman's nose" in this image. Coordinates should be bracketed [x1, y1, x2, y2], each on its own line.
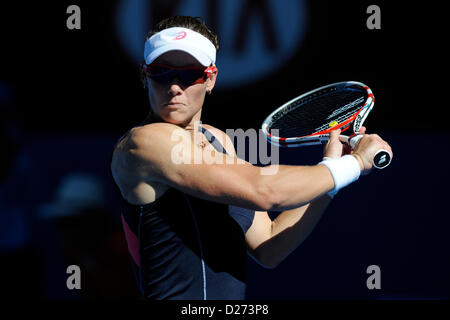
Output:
[167, 77, 185, 96]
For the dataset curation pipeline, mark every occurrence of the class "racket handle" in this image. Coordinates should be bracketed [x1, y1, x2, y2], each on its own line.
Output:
[348, 135, 392, 169]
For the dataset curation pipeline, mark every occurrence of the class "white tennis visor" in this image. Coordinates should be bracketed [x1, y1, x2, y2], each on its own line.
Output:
[144, 27, 216, 66]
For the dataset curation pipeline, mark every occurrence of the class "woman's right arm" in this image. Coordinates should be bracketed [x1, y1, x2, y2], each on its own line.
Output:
[118, 122, 339, 211]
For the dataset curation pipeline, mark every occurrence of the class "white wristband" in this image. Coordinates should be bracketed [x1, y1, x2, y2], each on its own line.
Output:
[319, 155, 361, 196]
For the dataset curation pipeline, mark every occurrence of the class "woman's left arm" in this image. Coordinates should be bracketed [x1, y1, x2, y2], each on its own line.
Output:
[246, 195, 332, 268]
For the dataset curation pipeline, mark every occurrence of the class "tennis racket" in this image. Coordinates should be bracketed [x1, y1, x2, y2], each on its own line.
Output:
[261, 81, 391, 169]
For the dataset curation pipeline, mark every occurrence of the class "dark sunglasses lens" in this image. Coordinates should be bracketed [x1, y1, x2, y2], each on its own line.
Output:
[147, 66, 174, 84]
[179, 70, 205, 85]
[148, 66, 205, 86]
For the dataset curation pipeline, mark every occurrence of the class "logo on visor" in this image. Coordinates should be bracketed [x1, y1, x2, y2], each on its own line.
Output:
[174, 31, 187, 40]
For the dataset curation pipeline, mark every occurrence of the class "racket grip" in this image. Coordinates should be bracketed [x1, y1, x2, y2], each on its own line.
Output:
[348, 135, 392, 169]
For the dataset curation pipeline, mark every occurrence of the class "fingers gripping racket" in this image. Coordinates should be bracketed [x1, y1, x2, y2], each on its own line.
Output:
[261, 81, 391, 169]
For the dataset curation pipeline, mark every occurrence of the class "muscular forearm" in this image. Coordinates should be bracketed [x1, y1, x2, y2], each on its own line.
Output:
[260, 164, 334, 211]
[254, 195, 332, 268]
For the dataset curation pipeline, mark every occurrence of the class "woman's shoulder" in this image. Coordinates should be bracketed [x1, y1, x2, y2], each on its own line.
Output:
[200, 124, 236, 156]
[127, 122, 188, 145]
[134, 121, 179, 134]
[200, 123, 226, 137]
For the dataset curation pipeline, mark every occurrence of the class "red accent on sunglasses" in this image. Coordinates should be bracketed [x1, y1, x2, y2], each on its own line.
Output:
[141, 61, 216, 85]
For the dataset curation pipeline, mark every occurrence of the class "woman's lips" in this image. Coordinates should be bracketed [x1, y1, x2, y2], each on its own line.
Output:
[164, 102, 185, 108]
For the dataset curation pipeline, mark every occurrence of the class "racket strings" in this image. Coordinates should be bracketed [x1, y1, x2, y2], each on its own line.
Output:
[314, 97, 365, 132]
[269, 89, 366, 138]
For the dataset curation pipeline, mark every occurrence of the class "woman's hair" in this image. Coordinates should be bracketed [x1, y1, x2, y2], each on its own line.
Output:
[147, 16, 219, 50]
[142, 16, 218, 125]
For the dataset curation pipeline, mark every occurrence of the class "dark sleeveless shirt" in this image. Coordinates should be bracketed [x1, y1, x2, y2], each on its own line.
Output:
[110, 126, 255, 300]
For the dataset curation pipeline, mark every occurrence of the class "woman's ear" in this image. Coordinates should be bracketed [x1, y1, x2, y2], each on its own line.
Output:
[206, 66, 218, 93]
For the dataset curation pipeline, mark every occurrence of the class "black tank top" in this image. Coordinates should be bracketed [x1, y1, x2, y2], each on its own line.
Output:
[110, 125, 255, 300]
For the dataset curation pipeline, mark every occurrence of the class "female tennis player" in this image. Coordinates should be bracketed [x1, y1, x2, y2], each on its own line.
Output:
[110, 16, 393, 300]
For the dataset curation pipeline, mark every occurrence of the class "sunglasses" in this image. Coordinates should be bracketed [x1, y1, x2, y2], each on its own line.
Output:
[142, 62, 216, 86]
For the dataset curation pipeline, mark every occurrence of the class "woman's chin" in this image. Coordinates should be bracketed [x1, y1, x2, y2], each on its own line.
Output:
[161, 111, 191, 126]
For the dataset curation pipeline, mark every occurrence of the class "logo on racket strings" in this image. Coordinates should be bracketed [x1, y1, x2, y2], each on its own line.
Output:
[326, 97, 365, 120]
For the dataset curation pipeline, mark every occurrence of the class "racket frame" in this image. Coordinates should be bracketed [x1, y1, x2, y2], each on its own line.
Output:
[261, 81, 374, 147]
